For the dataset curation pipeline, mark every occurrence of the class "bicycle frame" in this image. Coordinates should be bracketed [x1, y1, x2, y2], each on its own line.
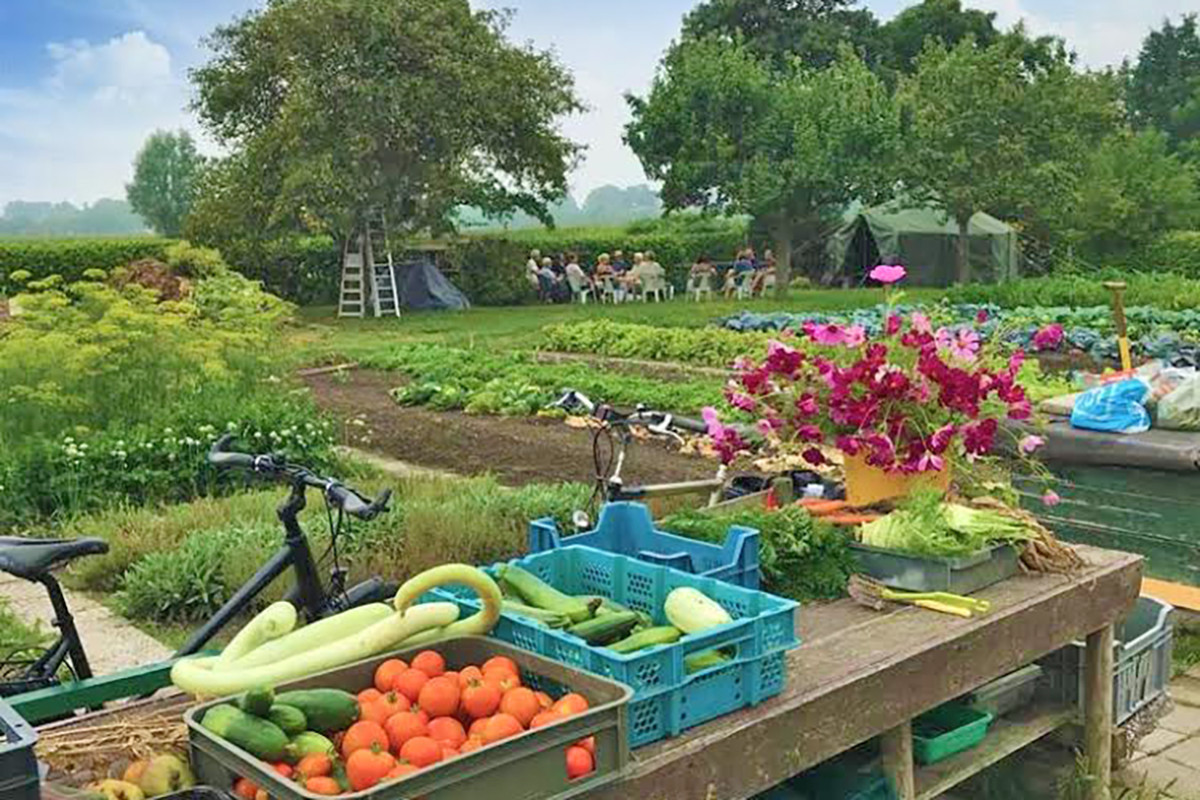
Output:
[175, 476, 326, 658]
[599, 425, 728, 507]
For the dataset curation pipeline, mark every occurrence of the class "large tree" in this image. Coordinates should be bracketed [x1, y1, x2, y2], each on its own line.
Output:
[897, 39, 1119, 282]
[125, 129, 205, 237]
[681, 0, 880, 71]
[1128, 14, 1200, 154]
[626, 41, 899, 294]
[189, 0, 582, 243]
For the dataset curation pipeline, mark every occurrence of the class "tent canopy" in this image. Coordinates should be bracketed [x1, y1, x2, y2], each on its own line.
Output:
[397, 255, 470, 311]
[826, 201, 1020, 286]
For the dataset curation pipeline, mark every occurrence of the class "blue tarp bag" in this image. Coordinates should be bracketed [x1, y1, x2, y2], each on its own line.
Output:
[1071, 378, 1152, 434]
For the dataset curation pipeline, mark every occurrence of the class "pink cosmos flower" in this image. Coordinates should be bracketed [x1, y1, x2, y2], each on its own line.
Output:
[976, 309, 989, 324]
[910, 312, 932, 334]
[1032, 324, 1064, 352]
[1042, 490, 1061, 507]
[725, 389, 758, 412]
[1008, 349, 1026, 374]
[1019, 434, 1045, 455]
[796, 393, 819, 417]
[810, 323, 847, 346]
[949, 329, 981, 362]
[756, 417, 783, 437]
[869, 264, 907, 284]
[842, 325, 867, 348]
[885, 315, 902, 336]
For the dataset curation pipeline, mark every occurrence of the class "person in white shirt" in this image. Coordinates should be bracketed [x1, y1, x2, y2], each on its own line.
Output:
[526, 248, 541, 287]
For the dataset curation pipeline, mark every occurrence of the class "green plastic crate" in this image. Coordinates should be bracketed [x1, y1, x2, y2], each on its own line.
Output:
[912, 704, 994, 766]
[187, 637, 631, 800]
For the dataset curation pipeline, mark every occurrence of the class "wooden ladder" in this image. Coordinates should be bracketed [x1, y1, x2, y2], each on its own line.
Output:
[337, 233, 366, 318]
[366, 213, 401, 318]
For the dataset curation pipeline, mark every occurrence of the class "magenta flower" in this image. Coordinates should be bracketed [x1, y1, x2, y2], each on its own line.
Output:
[948, 329, 981, 362]
[756, 417, 783, 437]
[810, 323, 847, 346]
[1042, 490, 1061, 508]
[765, 340, 803, 376]
[842, 325, 867, 348]
[1032, 324, 1064, 352]
[1008, 349, 1026, 374]
[1019, 434, 1045, 455]
[802, 447, 826, 466]
[885, 315, 902, 336]
[724, 389, 758, 412]
[976, 309, 989, 324]
[910, 311, 932, 334]
[702, 407, 746, 465]
[869, 264, 907, 284]
[796, 393, 819, 417]
[796, 424, 823, 442]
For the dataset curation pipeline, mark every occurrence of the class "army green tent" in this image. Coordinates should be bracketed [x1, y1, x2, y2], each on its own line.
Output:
[826, 201, 1020, 286]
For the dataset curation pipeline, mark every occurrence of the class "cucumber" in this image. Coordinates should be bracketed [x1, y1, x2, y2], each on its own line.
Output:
[267, 704, 307, 736]
[286, 731, 337, 763]
[685, 649, 733, 673]
[566, 610, 640, 645]
[501, 600, 570, 628]
[274, 689, 358, 734]
[239, 685, 275, 717]
[576, 596, 653, 627]
[200, 704, 289, 761]
[607, 626, 683, 654]
[497, 565, 597, 623]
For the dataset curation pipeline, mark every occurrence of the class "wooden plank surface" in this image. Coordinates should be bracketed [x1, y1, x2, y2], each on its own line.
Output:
[914, 704, 1075, 800]
[590, 545, 1142, 800]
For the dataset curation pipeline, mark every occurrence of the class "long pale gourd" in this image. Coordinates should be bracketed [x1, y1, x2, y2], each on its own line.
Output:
[171, 602, 460, 696]
[227, 603, 392, 670]
[215, 601, 297, 670]
[392, 564, 502, 640]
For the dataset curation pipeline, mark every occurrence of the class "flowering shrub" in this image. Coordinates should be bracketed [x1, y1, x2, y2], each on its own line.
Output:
[706, 308, 1041, 475]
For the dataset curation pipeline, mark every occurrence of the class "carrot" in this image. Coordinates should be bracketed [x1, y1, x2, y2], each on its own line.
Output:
[799, 500, 849, 516]
[822, 513, 882, 526]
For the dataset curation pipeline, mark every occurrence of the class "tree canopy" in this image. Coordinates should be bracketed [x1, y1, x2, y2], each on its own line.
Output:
[189, 0, 582, 240]
[125, 130, 204, 238]
[626, 40, 899, 293]
[1128, 14, 1200, 157]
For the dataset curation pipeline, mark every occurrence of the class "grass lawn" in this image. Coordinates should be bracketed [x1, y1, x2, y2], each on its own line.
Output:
[293, 288, 945, 364]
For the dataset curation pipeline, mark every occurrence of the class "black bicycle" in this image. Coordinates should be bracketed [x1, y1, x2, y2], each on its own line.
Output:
[552, 390, 730, 526]
[0, 435, 396, 698]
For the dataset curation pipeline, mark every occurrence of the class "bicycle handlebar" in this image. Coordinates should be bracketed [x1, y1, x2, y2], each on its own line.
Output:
[551, 391, 708, 436]
[209, 435, 391, 520]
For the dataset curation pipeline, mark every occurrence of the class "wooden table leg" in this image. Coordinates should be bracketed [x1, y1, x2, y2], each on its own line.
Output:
[882, 720, 916, 800]
[1084, 625, 1115, 800]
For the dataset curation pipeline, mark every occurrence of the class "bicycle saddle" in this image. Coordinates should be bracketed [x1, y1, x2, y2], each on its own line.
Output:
[0, 536, 109, 581]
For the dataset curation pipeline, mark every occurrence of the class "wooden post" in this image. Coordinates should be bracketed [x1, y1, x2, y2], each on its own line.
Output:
[881, 720, 916, 800]
[1084, 625, 1114, 800]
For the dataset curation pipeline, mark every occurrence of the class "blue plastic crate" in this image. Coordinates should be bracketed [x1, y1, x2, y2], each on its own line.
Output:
[432, 545, 798, 748]
[528, 502, 762, 589]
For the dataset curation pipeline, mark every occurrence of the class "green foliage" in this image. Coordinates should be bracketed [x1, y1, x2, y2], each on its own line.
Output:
[0, 595, 50, 659]
[369, 342, 723, 415]
[126, 130, 206, 238]
[1050, 130, 1200, 262]
[543, 319, 772, 368]
[191, 0, 582, 241]
[451, 237, 536, 307]
[1128, 14, 1200, 153]
[945, 271, 1200, 310]
[627, 40, 899, 291]
[897, 38, 1120, 281]
[1143, 231, 1200, 279]
[0, 198, 148, 237]
[0, 238, 172, 295]
[658, 506, 854, 602]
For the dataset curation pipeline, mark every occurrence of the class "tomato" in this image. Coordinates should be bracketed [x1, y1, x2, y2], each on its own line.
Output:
[304, 776, 341, 796]
[482, 713, 523, 744]
[461, 680, 501, 720]
[411, 650, 446, 678]
[374, 658, 409, 693]
[417, 676, 460, 718]
[233, 778, 259, 800]
[296, 753, 332, 779]
[271, 762, 294, 779]
[384, 710, 429, 753]
[499, 687, 540, 728]
[346, 746, 397, 791]
[552, 693, 589, 716]
[341, 720, 389, 759]
[565, 745, 595, 780]
[399, 735, 444, 768]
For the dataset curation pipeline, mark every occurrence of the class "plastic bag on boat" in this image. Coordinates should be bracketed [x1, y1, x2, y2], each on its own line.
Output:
[1070, 378, 1151, 434]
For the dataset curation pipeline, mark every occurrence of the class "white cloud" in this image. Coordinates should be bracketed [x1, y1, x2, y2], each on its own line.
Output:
[0, 30, 206, 207]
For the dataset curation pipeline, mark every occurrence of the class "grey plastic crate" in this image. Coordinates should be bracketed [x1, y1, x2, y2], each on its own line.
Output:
[188, 637, 631, 800]
[848, 543, 1020, 594]
[1038, 596, 1175, 725]
[0, 697, 39, 800]
[967, 665, 1043, 718]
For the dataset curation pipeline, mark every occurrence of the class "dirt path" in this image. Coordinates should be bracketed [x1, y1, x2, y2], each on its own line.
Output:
[304, 369, 719, 487]
[0, 573, 170, 675]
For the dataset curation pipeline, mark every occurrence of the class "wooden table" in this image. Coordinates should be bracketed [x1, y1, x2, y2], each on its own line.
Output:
[590, 544, 1142, 800]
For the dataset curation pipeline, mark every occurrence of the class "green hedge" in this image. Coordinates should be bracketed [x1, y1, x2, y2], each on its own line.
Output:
[1143, 231, 1200, 279]
[0, 238, 172, 294]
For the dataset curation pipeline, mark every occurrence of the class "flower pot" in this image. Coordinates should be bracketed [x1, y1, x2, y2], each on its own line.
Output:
[842, 454, 951, 507]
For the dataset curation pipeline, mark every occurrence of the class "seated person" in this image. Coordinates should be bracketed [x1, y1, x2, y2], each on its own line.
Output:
[724, 250, 756, 298]
[625, 251, 666, 295]
[564, 253, 589, 295]
[752, 249, 778, 295]
[689, 255, 716, 287]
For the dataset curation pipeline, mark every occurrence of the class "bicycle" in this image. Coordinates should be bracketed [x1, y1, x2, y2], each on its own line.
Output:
[0, 435, 396, 705]
[552, 390, 730, 527]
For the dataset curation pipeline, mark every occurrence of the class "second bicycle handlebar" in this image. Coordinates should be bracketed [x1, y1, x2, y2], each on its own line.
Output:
[551, 391, 709, 435]
[209, 435, 391, 521]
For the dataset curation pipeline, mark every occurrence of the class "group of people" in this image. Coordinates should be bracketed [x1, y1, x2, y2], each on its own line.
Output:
[688, 247, 777, 299]
[526, 249, 666, 303]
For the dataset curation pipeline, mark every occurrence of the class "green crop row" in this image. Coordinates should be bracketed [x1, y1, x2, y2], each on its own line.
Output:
[542, 318, 772, 368]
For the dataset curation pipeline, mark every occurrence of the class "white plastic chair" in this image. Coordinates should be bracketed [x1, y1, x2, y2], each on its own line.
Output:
[641, 274, 668, 303]
[599, 277, 618, 303]
[688, 275, 714, 301]
[567, 274, 593, 304]
[734, 272, 754, 300]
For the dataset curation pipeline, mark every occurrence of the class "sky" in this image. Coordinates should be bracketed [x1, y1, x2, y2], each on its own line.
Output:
[0, 0, 1196, 209]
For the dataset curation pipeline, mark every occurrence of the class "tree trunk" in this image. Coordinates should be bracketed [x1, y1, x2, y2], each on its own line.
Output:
[773, 224, 793, 299]
[955, 217, 972, 284]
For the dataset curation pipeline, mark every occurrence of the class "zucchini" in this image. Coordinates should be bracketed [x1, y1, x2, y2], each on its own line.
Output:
[685, 649, 733, 673]
[392, 564, 503, 641]
[274, 689, 358, 734]
[229, 603, 392, 670]
[239, 686, 275, 717]
[608, 626, 683, 654]
[576, 596, 653, 627]
[286, 731, 336, 762]
[501, 600, 570, 628]
[566, 610, 640, 645]
[200, 704, 289, 762]
[267, 704, 308, 736]
[215, 602, 297, 670]
[498, 565, 597, 623]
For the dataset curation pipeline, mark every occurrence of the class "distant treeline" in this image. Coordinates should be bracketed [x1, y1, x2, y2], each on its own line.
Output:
[0, 199, 148, 237]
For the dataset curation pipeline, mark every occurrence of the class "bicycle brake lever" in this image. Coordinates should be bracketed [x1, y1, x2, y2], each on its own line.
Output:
[647, 414, 685, 444]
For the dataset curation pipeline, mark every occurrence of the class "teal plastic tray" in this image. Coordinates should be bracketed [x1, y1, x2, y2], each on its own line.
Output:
[912, 704, 994, 765]
[432, 545, 799, 748]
